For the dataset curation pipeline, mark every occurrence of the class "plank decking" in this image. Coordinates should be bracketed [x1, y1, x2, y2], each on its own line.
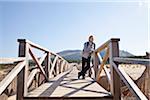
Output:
[25, 66, 112, 100]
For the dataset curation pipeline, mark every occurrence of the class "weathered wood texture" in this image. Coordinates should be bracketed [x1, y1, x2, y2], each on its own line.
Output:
[1, 38, 149, 100]
[26, 66, 111, 100]
[17, 41, 26, 100]
[112, 62, 147, 100]
[109, 39, 121, 100]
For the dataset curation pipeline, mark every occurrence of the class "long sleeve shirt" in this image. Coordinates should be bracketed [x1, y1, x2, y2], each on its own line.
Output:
[82, 41, 95, 59]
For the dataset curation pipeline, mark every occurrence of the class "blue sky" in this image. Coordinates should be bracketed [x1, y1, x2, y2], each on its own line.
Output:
[0, 0, 149, 57]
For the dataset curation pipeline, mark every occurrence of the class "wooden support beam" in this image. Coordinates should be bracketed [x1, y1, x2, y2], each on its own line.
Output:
[27, 53, 47, 87]
[27, 69, 40, 88]
[97, 48, 109, 81]
[109, 39, 121, 100]
[95, 38, 120, 53]
[112, 62, 148, 100]
[18, 39, 49, 52]
[29, 48, 47, 80]
[49, 56, 58, 78]
[113, 57, 150, 65]
[62, 61, 66, 72]
[17, 41, 26, 100]
[145, 53, 150, 98]
[59, 60, 63, 73]
[44, 52, 50, 81]
[0, 61, 25, 95]
[103, 66, 111, 85]
[24, 43, 29, 96]
[93, 52, 99, 79]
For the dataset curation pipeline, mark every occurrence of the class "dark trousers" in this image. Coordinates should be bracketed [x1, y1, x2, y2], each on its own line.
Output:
[80, 57, 91, 77]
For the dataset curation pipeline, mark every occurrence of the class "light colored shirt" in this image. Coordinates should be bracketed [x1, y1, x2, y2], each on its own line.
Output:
[82, 41, 95, 59]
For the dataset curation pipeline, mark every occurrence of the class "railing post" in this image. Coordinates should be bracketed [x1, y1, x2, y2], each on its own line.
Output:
[93, 52, 99, 79]
[44, 52, 50, 81]
[145, 52, 150, 99]
[17, 39, 28, 100]
[109, 38, 121, 100]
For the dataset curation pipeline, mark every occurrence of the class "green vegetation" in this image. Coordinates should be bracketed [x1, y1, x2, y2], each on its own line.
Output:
[0, 64, 6, 70]
[66, 59, 81, 64]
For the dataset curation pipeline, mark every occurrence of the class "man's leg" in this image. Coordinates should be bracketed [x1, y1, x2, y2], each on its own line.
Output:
[89, 58, 94, 77]
[80, 57, 91, 79]
[78, 57, 86, 79]
[82, 57, 86, 71]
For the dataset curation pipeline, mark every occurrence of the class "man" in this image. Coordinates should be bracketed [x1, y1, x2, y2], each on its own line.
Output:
[78, 35, 96, 79]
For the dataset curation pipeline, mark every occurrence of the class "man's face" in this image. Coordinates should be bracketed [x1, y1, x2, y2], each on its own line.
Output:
[89, 37, 94, 42]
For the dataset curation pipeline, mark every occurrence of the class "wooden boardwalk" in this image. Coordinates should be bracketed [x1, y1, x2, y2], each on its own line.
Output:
[0, 38, 149, 100]
[26, 66, 111, 99]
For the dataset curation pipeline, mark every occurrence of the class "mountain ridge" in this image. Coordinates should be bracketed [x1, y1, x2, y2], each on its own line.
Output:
[57, 49, 134, 62]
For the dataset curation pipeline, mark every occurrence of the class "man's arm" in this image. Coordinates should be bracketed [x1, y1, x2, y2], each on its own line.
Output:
[83, 42, 91, 52]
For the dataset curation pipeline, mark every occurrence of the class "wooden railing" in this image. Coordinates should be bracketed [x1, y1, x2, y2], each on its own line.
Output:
[92, 38, 149, 100]
[0, 38, 149, 100]
[0, 39, 71, 100]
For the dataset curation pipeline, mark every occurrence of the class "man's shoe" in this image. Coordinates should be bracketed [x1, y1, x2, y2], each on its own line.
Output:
[82, 75, 85, 79]
[78, 72, 81, 79]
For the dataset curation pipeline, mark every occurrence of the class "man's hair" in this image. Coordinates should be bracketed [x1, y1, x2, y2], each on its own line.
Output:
[89, 35, 93, 40]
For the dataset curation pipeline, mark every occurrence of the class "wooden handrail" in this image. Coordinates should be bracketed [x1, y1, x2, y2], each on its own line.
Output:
[96, 47, 110, 80]
[18, 39, 67, 63]
[27, 69, 40, 88]
[93, 38, 148, 100]
[16, 39, 70, 100]
[103, 66, 111, 85]
[114, 57, 150, 65]
[0, 60, 25, 94]
[112, 62, 148, 100]
[95, 38, 120, 53]
[18, 39, 49, 52]
[0, 39, 71, 99]
[0, 57, 25, 64]
[29, 48, 48, 80]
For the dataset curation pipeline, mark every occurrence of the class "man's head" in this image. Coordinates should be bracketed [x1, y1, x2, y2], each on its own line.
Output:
[89, 35, 94, 42]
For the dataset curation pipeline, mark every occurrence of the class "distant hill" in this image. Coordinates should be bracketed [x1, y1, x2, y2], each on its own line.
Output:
[58, 50, 81, 63]
[57, 50, 134, 62]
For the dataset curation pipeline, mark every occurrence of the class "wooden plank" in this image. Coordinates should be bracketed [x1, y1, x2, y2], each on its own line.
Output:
[49, 56, 58, 78]
[27, 69, 40, 88]
[24, 43, 29, 96]
[27, 68, 72, 97]
[64, 63, 69, 71]
[56, 59, 60, 75]
[18, 39, 49, 52]
[113, 57, 150, 65]
[95, 41, 109, 53]
[17, 41, 26, 100]
[58, 60, 62, 73]
[0, 57, 25, 64]
[55, 59, 59, 75]
[109, 39, 121, 100]
[144, 54, 150, 97]
[97, 48, 109, 81]
[112, 62, 148, 100]
[63, 62, 67, 72]
[0, 61, 25, 95]
[19, 39, 66, 61]
[103, 66, 111, 85]
[95, 38, 120, 53]
[18, 39, 69, 66]
[61, 60, 65, 73]
[26, 67, 111, 100]
[29, 48, 47, 80]
[93, 53, 99, 79]
[44, 52, 50, 80]
[24, 96, 113, 100]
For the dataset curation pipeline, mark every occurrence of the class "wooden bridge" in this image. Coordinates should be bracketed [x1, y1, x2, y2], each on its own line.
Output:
[0, 38, 150, 100]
